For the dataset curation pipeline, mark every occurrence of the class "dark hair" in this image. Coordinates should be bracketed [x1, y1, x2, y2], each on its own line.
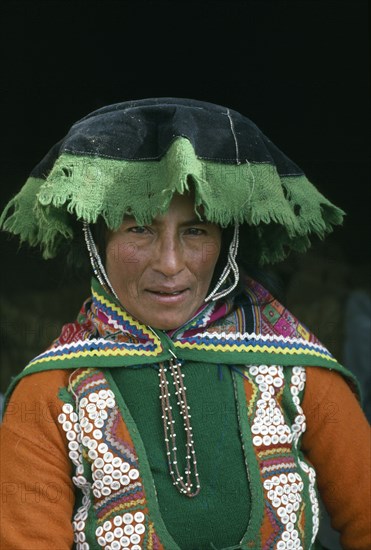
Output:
[213, 225, 286, 303]
[58, 216, 92, 283]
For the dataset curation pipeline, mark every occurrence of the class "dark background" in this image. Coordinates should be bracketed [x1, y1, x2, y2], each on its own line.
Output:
[0, 0, 370, 391]
[0, 3, 369, 546]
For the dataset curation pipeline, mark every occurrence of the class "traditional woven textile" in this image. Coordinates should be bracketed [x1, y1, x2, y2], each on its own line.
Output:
[3, 276, 359, 549]
[0, 98, 344, 265]
[3, 275, 358, 399]
[0, 98, 354, 550]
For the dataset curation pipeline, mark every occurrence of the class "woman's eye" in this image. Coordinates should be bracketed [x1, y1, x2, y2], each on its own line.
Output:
[185, 227, 205, 236]
[128, 226, 148, 234]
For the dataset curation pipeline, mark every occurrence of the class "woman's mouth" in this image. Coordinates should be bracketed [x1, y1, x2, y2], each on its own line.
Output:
[146, 288, 190, 303]
[154, 290, 182, 295]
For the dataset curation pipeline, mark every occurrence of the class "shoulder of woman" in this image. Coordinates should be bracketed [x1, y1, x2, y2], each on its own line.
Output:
[1, 369, 73, 443]
[301, 365, 370, 445]
[4, 368, 71, 406]
[302, 365, 360, 406]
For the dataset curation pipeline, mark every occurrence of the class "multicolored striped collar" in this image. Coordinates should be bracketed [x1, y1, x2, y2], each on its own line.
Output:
[20, 276, 344, 372]
[4, 275, 361, 407]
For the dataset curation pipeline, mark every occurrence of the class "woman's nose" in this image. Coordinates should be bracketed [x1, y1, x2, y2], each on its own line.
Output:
[152, 235, 185, 277]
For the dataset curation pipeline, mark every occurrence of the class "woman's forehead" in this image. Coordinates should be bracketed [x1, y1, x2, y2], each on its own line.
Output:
[121, 193, 210, 226]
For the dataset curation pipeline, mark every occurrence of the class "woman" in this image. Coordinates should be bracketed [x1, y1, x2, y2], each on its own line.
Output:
[0, 98, 370, 550]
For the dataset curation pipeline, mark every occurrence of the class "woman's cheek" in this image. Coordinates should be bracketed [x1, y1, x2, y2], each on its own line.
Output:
[186, 240, 220, 271]
[200, 240, 221, 265]
[107, 239, 141, 265]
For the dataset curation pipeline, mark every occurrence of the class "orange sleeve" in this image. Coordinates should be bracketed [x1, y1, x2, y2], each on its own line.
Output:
[301, 366, 371, 550]
[0, 370, 75, 550]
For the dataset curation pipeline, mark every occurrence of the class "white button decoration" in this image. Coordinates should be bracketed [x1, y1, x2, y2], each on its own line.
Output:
[58, 382, 146, 550]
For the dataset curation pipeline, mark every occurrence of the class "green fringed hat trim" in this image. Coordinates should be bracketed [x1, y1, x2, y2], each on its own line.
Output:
[0, 137, 344, 264]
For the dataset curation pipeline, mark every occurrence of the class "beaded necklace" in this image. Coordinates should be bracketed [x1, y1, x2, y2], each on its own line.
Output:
[158, 352, 201, 497]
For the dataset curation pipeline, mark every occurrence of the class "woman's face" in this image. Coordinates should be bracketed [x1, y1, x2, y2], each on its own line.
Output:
[105, 193, 221, 330]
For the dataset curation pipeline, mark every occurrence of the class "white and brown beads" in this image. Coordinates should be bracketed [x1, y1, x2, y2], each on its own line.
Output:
[59, 387, 146, 550]
[58, 402, 91, 550]
[95, 512, 145, 550]
[249, 365, 293, 447]
[263, 473, 304, 549]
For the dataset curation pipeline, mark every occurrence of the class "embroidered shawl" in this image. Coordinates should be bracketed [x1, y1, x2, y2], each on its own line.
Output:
[4, 275, 359, 405]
